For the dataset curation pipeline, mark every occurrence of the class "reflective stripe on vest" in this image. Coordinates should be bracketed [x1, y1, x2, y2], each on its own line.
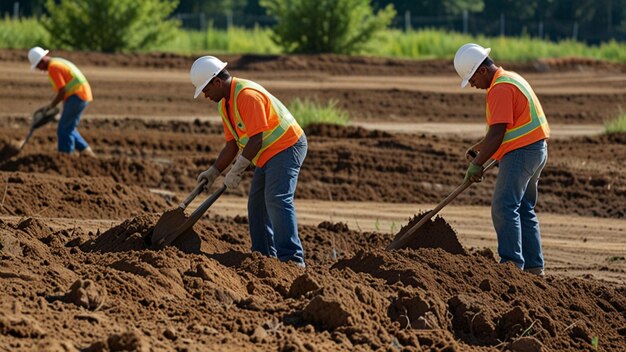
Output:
[491, 75, 548, 144]
[49, 58, 88, 97]
[218, 78, 298, 164]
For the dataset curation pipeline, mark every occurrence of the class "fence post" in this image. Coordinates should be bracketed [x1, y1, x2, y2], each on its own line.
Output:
[226, 9, 233, 29]
[13, 1, 19, 19]
[200, 13, 206, 31]
[462, 10, 468, 34]
[405, 10, 411, 32]
[538, 21, 543, 39]
[572, 21, 578, 40]
[500, 13, 505, 36]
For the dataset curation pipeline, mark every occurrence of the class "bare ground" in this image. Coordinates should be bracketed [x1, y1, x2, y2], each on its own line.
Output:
[0, 50, 624, 351]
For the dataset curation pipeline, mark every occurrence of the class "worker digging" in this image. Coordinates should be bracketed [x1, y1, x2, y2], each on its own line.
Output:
[27, 46, 95, 157]
[188, 55, 308, 267]
[452, 43, 550, 276]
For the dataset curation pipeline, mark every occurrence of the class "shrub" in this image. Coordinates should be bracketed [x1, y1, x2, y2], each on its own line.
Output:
[43, 0, 180, 52]
[260, 0, 395, 54]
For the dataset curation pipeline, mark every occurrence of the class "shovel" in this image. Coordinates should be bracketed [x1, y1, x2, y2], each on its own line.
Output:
[151, 181, 226, 248]
[1, 107, 59, 160]
[386, 159, 498, 250]
[21, 106, 60, 150]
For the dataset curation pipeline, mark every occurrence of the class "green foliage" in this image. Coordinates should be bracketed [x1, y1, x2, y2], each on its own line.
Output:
[159, 25, 279, 54]
[260, 0, 395, 54]
[604, 110, 626, 133]
[4, 16, 626, 64]
[368, 29, 626, 62]
[591, 336, 599, 350]
[43, 0, 180, 52]
[0, 16, 49, 49]
[287, 98, 350, 129]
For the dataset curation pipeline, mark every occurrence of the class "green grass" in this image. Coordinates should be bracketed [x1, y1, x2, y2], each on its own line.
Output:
[156, 25, 279, 54]
[0, 16, 49, 49]
[2, 17, 626, 62]
[287, 98, 350, 128]
[604, 111, 626, 133]
[367, 28, 626, 61]
[591, 336, 599, 350]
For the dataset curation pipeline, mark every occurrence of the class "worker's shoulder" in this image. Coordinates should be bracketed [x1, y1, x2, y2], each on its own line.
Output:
[238, 86, 267, 103]
[48, 57, 72, 69]
[489, 80, 519, 95]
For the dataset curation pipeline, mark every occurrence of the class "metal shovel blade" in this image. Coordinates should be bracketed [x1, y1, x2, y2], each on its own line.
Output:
[151, 207, 188, 247]
[153, 185, 226, 249]
[151, 179, 208, 248]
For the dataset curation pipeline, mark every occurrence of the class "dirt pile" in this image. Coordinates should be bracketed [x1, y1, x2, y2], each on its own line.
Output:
[0, 119, 624, 219]
[391, 212, 466, 254]
[0, 172, 167, 219]
[2, 213, 624, 350]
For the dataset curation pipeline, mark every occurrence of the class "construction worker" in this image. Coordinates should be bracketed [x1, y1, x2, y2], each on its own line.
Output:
[454, 43, 550, 276]
[28, 47, 95, 156]
[190, 56, 308, 267]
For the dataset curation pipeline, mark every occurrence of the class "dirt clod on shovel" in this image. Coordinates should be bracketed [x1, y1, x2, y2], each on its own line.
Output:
[392, 212, 466, 255]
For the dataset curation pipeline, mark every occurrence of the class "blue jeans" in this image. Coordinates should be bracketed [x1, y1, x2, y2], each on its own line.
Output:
[58, 95, 89, 153]
[492, 139, 548, 270]
[248, 134, 307, 265]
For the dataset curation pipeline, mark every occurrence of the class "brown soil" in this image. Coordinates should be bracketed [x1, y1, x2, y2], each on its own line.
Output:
[2, 51, 626, 124]
[0, 50, 625, 350]
[1, 120, 623, 219]
[391, 213, 466, 254]
[1, 214, 624, 350]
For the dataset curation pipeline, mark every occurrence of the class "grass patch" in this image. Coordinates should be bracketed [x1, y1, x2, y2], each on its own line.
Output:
[287, 98, 350, 128]
[155, 25, 279, 54]
[604, 111, 626, 133]
[2, 18, 626, 63]
[367, 28, 626, 62]
[0, 16, 49, 49]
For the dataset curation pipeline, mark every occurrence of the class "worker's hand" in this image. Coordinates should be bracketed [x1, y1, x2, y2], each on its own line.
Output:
[224, 156, 251, 189]
[197, 166, 220, 190]
[464, 163, 484, 183]
[465, 148, 478, 162]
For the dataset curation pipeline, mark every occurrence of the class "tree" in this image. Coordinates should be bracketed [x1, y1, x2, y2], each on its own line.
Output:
[43, 0, 180, 52]
[260, 0, 395, 54]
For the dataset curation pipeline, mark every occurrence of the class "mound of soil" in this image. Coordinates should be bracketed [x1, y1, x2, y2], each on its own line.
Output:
[391, 212, 466, 254]
[0, 172, 167, 219]
[2, 214, 624, 350]
[0, 120, 623, 219]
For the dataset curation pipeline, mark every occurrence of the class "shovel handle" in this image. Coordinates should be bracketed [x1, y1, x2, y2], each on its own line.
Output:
[179, 179, 208, 210]
[386, 159, 498, 250]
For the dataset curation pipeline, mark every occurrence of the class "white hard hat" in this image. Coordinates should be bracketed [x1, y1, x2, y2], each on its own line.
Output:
[454, 43, 491, 88]
[28, 46, 49, 70]
[190, 56, 228, 98]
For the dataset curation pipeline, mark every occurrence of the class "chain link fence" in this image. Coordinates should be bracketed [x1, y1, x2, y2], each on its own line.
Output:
[175, 11, 625, 44]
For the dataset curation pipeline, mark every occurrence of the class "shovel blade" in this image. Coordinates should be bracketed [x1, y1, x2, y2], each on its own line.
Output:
[151, 208, 188, 248]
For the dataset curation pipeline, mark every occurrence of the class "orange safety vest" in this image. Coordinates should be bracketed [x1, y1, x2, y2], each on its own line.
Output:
[47, 58, 92, 102]
[487, 70, 550, 160]
[218, 78, 303, 167]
